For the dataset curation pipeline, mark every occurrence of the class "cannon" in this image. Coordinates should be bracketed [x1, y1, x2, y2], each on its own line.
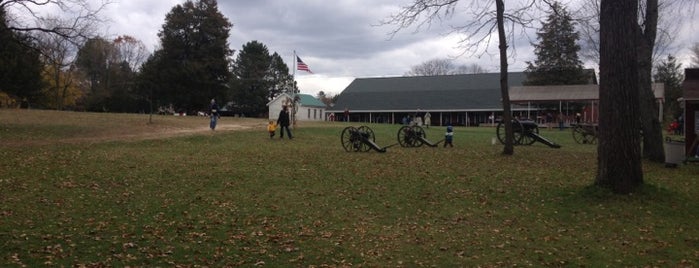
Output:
[571, 123, 597, 144]
[397, 125, 443, 147]
[496, 119, 561, 148]
[340, 126, 395, 153]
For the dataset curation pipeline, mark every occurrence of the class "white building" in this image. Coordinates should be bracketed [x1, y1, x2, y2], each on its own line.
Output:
[267, 93, 327, 122]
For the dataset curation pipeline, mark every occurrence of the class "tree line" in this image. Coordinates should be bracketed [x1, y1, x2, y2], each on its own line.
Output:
[0, 0, 297, 116]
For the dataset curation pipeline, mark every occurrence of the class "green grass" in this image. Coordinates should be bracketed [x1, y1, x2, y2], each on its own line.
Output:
[1, 109, 697, 267]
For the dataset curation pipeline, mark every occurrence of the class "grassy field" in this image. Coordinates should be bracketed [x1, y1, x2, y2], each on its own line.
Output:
[1, 109, 697, 267]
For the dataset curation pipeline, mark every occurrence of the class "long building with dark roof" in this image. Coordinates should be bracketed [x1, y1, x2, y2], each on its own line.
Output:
[327, 72, 535, 126]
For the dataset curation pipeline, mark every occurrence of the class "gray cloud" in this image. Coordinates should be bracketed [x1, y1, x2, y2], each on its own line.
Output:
[95, 0, 697, 94]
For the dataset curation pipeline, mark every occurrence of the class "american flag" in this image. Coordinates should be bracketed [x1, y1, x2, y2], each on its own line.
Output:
[296, 56, 313, 73]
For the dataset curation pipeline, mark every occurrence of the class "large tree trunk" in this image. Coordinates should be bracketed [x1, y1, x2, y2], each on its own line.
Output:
[496, 0, 514, 155]
[596, 0, 643, 194]
[638, 0, 665, 163]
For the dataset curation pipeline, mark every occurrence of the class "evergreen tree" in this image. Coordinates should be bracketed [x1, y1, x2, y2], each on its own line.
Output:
[0, 7, 44, 106]
[524, 1, 587, 86]
[139, 0, 232, 112]
[653, 55, 683, 120]
[268, 52, 296, 99]
[230, 41, 272, 117]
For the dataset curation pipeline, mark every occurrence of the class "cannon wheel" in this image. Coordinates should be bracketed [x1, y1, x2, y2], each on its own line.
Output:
[572, 125, 597, 144]
[520, 124, 539, 145]
[341, 126, 360, 152]
[397, 125, 425, 147]
[411, 126, 426, 147]
[496, 119, 524, 145]
[397, 126, 413, 147]
[357, 125, 375, 152]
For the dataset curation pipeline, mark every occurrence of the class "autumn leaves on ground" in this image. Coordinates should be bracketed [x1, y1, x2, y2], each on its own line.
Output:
[1, 109, 697, 267]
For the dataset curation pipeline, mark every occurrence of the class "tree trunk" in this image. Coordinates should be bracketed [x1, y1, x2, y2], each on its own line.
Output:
[638, 0, 664, 162]
[638, 52, 665, 162]
[596, 0, 643, 194]
[496, 0, 514, 155]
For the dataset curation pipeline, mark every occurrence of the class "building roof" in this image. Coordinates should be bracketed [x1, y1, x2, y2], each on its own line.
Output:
[510, 83, 665, 102]
[329, 72, 530, 112]
[297, 94, 327, 108]
[267, 93, 326, 107]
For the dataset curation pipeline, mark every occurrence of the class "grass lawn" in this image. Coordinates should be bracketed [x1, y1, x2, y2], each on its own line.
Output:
[1, 109, 697, 267]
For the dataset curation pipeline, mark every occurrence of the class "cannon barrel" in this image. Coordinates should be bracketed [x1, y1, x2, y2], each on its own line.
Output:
[496, 119, 561, 148]
[341, 126, 390, 153]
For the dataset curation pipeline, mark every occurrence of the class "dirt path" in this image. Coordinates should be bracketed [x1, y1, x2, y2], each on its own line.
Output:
[1, 109, 268, 146]
[73, 121, 267, 145]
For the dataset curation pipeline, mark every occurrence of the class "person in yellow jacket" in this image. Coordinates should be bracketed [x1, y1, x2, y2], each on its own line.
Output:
[267, 120, 277, 138]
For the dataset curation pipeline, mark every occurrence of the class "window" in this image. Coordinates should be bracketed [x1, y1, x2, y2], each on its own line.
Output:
[307, 109, 310, 119]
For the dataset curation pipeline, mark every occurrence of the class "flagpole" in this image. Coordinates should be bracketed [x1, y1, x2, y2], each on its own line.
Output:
[292, 50, 297, 80]
[291, 51, 297, 128]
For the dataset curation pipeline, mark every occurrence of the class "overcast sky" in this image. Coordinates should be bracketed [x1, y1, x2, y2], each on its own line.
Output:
[40, 0, 699, 96]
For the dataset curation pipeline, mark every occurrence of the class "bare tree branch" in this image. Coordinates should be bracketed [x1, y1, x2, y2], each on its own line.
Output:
[379, 0, 538, 60]
[574, 0, 696, 66]
[2, 0, 112, 46]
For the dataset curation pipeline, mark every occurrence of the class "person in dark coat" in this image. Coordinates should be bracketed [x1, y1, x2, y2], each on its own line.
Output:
[277, 105, 293, 139]
[209, 99, 219, 130]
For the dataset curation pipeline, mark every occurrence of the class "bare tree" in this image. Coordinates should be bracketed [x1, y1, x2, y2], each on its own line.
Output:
[576, 0, 600, 63]
[112, 35, 148, 72]
[405, 58, 454, 76]
[576, 0, 684, 65]
[316, 90, 335, 107]
[382, 0, 536, 155]
[406, 58, 488, 75]
[454, 63, 488, 74]
[35, 16, 78, 110]
[1, 0, 110, 46]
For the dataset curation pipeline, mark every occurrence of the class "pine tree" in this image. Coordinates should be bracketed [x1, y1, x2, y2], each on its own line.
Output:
[229, 42, 296, 117]
[268, 52, 295, 100]
[230, 41, 272, 117]
[139, 0, 233, 112]
[524, 1, 587, 86]
[654, 55, 684, 120]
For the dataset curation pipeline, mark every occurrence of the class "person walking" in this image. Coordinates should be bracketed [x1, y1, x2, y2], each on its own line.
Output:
[209, 99, 219, 130]
[277, 105, 293, 139]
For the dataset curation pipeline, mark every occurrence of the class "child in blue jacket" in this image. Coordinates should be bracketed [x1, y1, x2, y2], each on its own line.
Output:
[444, 125, 454, 147]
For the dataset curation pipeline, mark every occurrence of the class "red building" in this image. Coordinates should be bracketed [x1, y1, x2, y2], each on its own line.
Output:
[682, 68, 699, 156]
